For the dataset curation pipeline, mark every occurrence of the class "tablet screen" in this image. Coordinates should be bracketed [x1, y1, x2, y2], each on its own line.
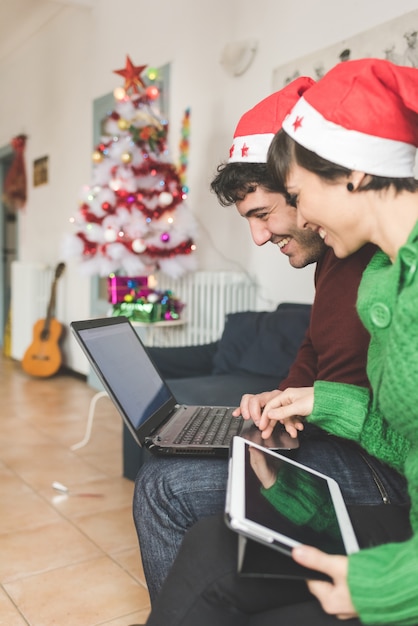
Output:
[226, 437, 359, 559]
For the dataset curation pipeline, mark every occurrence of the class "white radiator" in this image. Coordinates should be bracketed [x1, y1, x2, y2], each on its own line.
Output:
[10, 265, 259, 358]
[11, 261, 55, 360]
[151, 270, 259, 346]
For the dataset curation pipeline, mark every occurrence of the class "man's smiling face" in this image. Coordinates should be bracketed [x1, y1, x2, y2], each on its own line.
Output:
[235, 186, 326, 268]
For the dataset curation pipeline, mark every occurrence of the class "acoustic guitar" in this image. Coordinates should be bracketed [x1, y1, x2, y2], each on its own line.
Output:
[22, 262, 65, 378]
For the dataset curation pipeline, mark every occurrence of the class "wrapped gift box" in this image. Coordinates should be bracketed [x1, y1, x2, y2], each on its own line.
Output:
[111, 289, 185, 323]
[111, 301, 162, 323]
[107, 275, 148, 304]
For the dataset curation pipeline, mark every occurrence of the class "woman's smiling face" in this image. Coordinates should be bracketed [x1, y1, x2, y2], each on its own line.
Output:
[285, 162, 368, 258]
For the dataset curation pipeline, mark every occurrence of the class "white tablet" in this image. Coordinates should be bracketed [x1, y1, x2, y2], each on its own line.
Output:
[225, 436, 359, 579]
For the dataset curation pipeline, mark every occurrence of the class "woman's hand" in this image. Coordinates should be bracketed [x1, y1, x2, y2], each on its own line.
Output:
[258, 387, 314, 439]
[292, 546, 358, 620]
[232, 389, 283, 427]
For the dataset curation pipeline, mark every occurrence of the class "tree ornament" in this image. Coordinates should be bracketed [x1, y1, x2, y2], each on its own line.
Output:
[118, 118, 130, 131]
[132, 238, 147, 253]
[146, 85, 160, 100]
[104, 228, 117, 242]
[92, 150, 103, 163]
[121, 151, 132, 164]
[146, 67, 159, 81]
[158, 191, 173, 207]
[160, 232, 170, 243]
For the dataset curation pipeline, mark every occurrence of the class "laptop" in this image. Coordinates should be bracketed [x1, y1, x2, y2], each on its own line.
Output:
[225, 436, 359, 580]
[70, 316, 299, 457]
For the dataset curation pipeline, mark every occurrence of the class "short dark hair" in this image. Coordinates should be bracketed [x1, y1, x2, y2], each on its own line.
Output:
[267, 129, 418, 194]
[210, 161, 286, 206]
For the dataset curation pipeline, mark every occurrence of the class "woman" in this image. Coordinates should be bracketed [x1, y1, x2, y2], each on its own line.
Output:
[260, 57, 418, 623]
[145, 58, 418, 626]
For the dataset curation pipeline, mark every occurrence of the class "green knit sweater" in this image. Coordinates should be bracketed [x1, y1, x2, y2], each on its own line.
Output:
[261, 465, 343, 553]
[308, 220, 418, 625]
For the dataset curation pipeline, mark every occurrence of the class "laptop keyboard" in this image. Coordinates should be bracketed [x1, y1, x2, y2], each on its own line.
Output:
[174, 407, 242, 446]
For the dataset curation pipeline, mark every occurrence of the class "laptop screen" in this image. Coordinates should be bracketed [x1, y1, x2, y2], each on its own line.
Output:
[72, 318, 176, 438]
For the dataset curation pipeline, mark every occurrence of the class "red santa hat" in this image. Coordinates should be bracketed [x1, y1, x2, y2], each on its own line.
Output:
[228, 76, 315, 163]
[282, 58, 418, 177]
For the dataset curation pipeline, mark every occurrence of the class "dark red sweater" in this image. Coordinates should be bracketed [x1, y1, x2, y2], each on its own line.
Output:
[280, 244, 377, 390]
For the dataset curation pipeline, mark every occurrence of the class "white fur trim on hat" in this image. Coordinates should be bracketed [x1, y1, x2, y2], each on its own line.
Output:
[283, 97, 416, 177]
[228, 133, 275, 163]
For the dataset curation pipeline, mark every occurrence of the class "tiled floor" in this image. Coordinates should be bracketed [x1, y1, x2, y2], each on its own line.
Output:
[0, 354, 150, 625]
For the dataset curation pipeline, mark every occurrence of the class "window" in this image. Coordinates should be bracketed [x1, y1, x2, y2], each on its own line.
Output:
[90, 63, 170, 316]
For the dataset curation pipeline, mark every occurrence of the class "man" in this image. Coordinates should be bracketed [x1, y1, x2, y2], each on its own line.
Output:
[133, 79, 408, 603]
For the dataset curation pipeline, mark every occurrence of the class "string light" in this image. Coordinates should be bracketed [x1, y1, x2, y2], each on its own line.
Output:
[114, 87, 126, 100]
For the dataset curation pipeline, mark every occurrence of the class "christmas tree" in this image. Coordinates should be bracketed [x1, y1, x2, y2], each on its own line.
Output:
[63, 56, 197, 279]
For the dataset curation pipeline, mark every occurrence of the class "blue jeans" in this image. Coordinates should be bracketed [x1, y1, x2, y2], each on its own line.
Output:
[133, 425, 408, 602]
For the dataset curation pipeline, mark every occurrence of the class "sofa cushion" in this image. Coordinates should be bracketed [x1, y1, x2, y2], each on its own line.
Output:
[212, 306, 310, 378]
[166, 372, 281, 406]
[239, 306, 311, 377]
[212, 311, 266, 375]
[147, 342, 219, 378]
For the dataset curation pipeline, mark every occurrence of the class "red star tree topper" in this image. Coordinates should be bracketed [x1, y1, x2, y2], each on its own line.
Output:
[113, 56, 147, 94]
[63, 59, 197, 279]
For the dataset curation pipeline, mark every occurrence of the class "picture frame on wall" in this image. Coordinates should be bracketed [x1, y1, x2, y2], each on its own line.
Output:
[33, 156, 49, 187]
[272, 9, 418, 90]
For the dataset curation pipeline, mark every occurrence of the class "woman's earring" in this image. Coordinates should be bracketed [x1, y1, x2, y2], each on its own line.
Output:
[347, 182, 354, 192]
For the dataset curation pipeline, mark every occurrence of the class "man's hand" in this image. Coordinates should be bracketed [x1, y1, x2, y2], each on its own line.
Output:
[292, 546, 358, 620]
[258, 387, 314, 439]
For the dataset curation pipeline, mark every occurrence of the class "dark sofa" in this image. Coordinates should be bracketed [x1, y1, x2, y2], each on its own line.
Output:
[123, 302, 311, 479]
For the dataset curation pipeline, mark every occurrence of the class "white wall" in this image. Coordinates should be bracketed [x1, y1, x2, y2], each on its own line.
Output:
[0, 0, 416, 372]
